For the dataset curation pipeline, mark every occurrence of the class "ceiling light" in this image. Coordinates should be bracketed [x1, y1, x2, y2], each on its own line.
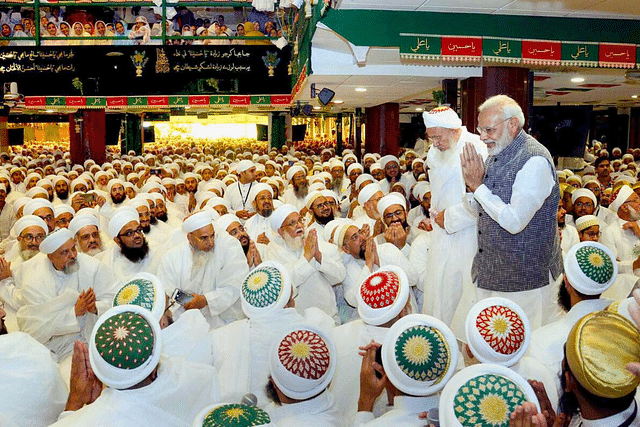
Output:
[313, 106, 321, 110]
[571, 77, 585, 83]
[633, 95, 639, 99]
[416, 108, 423, 112]
[355, 87, 367, 92]
[333, 100, 344, 104]
[45, 109, 54, 113]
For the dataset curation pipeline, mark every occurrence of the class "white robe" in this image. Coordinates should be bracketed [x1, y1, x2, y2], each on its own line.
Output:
[156, 233, 249, 329]
[354, 395, 439, 427]
[161, 309, 212, 364]
[97, 243, 160, 283]
[224, 181, 256, 212]
[265, 235, 346, 321]
[0, 332, 67, 427]
[0, 201, 14, 242]
[601, 217, 640, 275]
[16, 253, 117, 361]
[559, 224, 580, 256]
[245, 213, 275, 242]
[51, 357, 220, 427]
[265, 390, 343, 427]
[281, 187, 306, 211]
[423, 128, 487, 327]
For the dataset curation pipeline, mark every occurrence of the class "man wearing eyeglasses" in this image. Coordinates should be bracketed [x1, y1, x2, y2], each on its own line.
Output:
[458, 94, 562, 334]
[305, 191, 334, 241]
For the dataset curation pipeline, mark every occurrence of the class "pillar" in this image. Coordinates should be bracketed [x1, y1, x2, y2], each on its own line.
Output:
[0, 113, 7, 154]
[460, 67, 532, 133]
[355, 108, 363, 162]
[442, 79, 458, 111]
[69, 109, 106, 166]
[270, 112, 286, 150]
[364, 102, 399, 156]
[335, 112, 343, 155]
[122, 114, 142, 155]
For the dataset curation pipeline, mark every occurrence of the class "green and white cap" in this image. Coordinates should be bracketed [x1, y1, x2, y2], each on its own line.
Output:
[112, 272, 166, 321]
[564, 241, 617, 295]
[89, 305, 162, 389]
[241, 261, 292, 318]
[382, 313, 458, 396]
[192, 403, 273, 427]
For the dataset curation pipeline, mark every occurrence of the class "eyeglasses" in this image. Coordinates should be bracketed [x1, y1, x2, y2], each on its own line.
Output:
[384, 209, 405, 221]
[20, 233, 46, 243]
[118, 227, 144, 238]
[582, 231, 601, 238]
[574, 202, 594, 209]
[477, 117, 513, 136]
[314, 201, 331, 210]
[283, 218, 303, 228]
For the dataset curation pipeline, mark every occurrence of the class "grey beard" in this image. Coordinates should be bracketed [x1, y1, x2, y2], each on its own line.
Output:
[84, 247, 104, 257]
[20, 249, 38, 261]
[63, 260, 80, 275]
[283, 233, 304, 252]
[294, 186, 308, 199]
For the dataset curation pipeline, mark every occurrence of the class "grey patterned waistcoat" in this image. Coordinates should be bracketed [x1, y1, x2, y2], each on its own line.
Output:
[471, 130, 563, 292]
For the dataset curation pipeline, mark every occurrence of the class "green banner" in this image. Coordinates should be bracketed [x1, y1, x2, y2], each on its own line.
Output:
[251, 95, 270, 105]
[482, 38, 521, 63]
[399, 35, 441, 59]
[561, 42, 598, 67]
[46, 96, 65, 106]
[127, 97, 147, 107]
[86, 97, 107, 107]
[209, 95, 230, 105]
[169, 96, 189, 106]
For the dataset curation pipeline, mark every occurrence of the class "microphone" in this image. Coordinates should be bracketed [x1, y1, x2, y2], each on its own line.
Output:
[240, 393, 258, 407]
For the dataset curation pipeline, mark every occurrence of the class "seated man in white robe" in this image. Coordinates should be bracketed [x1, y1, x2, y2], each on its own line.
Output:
[305, 191, 334, 241]
[528, 241, 618, 399]
[156, 210, 249, 329]
[52, 305, 220, 426]
[23, 198, 56, 232]
[99, 207, 159, 282]
[330, 266, 411, 420]
[265, 324, 342, 426]
[69, 214, 107, 257]
[244, 182, 276, 245]
[281, 166, 308, 211]
[16, 228, 116, 361]
[374, 193, 427, 257]
[209, 261, 334, 407]
[129, 195, 168, 252]
[355, 314, 458, 426]
[265, 204, 346, 322]
[96, 179, 127, 226]
[0, 301, 68, 427]
[216, 213, 265, 270]
[336, 221, 418, 317]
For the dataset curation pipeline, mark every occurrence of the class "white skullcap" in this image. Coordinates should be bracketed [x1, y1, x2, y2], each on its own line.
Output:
[70, 178, 88, 191]
[347, 163, 363, 175]
[575, 215, 599, 232]
[204, 197, 230, 210]
[182, 211, 214, 234]
[564, 241, 617, 295]
[140, 182, 164, 194]
[412, 158, 424, 167]
[237, 160, 255, 173]
[215, 213, 241, 234]
[23, 199, 54, 216]
[610, 185, 634, 214]
[13, 215, 47, 236]
[324, 218, 351, 244]
[161, 178, 176, 187]
[370, 162, 382, 172]
[355, 173, 374, 189]
[286, 166, 305, 182]
[465, 297, 530, 366]
[248, 183, 273, 203]
[377, 192, 406, 218]
[329, 159, 343, 169]
[54, 204, 75, 217]
[69, 214, 100, 235]
[108, 207, 140, 239]
[39, 228, 74, 254]
[270, 204, 298, 231]
[380, 155, 399, 169]
[321, 189, 337, 202]
[423, 106, 462, 129]
[571, 188, 597, 205]
[358, 183, 383, 205]
[25, 186, 48, 198]
[412, 182, 431, 200]
[304, 191, 325, 210]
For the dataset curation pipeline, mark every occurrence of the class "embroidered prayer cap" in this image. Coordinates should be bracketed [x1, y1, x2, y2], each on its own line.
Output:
[324, 218, 351, 244]
[237, 160, 255, 174]
[108, 207, 140, 239]
[575, 215, 599, 233]
[357, 265, 410, 326]
[566, 310, 640, 399]
[270, 204, 298, 231]
[90, 305, 162, 390]
[564, 241, 617, 295]
[112, 272, 166, 321]
[358, 183, 383, 206]
[192, 403, 273, 427]
[465, 297, 530, 367]
[13, 215, 47, 237]
[40, 228, 74, 254]
[380, 155, 399, 170]
[571, 188, 597, 205]
[382, 313, 458, 396]
[286, 165, 305, 182]
[269, 324, 336, 400]
[183, 210, 214, 234]
[241, 261, 292, 318]
[423, 106, 462, 129]
[377, 192, 406, 218]
[610, 184, 634, 214]
[439, 363, 540, 427]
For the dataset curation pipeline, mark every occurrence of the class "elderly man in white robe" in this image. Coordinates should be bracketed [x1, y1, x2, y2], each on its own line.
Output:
[0, 302, 68, 427]
[69, 213, 107, 257]
[354, 183, 385, 232]
[208, 261, 334, 407]
[15, 228, 116, 361]
[244, 182, 276, 245]
[266, 204, 346, 322]
[99, 207, 159, 282]
[157, 210, 249, 329]
[422, 106, 487, 326]
[600, 185, 640, 276]
[282, 166, 308, 211]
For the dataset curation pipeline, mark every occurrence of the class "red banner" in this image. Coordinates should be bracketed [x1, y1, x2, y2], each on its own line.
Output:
[522, 40, 561, 65]
[441, 36, 482, 61]
[148, 96, 169, 107]
[599, 43, 636, 68]
[270, 95, 292, 105]
[188, 95, 209, 106]
[107, 97, 127, 107]
[230, 95, 250, 106]
[25, 96, 45, 107]
[66, 97, 86, 107]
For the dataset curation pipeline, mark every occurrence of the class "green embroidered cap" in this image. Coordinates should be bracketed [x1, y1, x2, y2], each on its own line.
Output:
[94, 311, 154, 370]
[114, 278, 156, 311]
[242, 266, 283, 309]
[202, 404, 271, 427]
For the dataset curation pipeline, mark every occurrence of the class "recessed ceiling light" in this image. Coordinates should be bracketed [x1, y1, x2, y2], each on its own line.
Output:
[333, 100, 344, 104]
[633, 95, 639, 99]
[313, 106, 321, 110]
[571, 77, 585, 83]
[416, 107, 423, 112]
[355, 88, 367, 92]
[45, 109, 54, 113]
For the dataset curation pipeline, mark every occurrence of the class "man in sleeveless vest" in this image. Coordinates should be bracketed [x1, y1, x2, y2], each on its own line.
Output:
[455, 94, 562, 336]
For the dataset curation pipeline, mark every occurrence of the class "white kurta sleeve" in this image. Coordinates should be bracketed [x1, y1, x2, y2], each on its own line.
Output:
[473, 156, 555, 235]
[444, 201, 479, 234]
[204, 239, 248, 317]
[379, 242, 419, 287]
[313, 242, 347, 285]
[16, 289, 81, 344]
[342, 260, 372, 308]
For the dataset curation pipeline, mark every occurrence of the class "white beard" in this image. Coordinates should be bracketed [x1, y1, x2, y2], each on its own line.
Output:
[432, 145, 457, 165]
[20, 249, 38, 261]
[283, 233, 304, 252]
[63, 260, 80, 275]
[628, 205, 640, 221]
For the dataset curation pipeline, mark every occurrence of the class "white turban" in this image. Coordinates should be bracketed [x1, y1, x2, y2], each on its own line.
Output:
[575, 215, 599, 232]
[248, 183, 273, 204]
[610, 185, 634, 214]
[23, 199, 54, 216]
[40, 228, 74, 254]
[215, 213, 241, 234]
[370, 162, 382, 172]
[236, 160, 255, 173]
[69, 214, 100, 235]
[304, 191, 325, 210]
[571, 188, 597, 205]
[379, 155, 399, 170]
[13, 215, 47, 237]
[347, 163, 363, 176]
[286, 166, 305, 182]
[355, 174, 373, 190]
[377, 193, 406, 218]
[182, 211, 214, 234]
[108, 207, 140, 239]
[412, 182, 431, 200]
[270, 204, 298, 231]
[358, 183, 382, 205]
[422, 106, 462, 129]
[54, 204, 75, 217]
